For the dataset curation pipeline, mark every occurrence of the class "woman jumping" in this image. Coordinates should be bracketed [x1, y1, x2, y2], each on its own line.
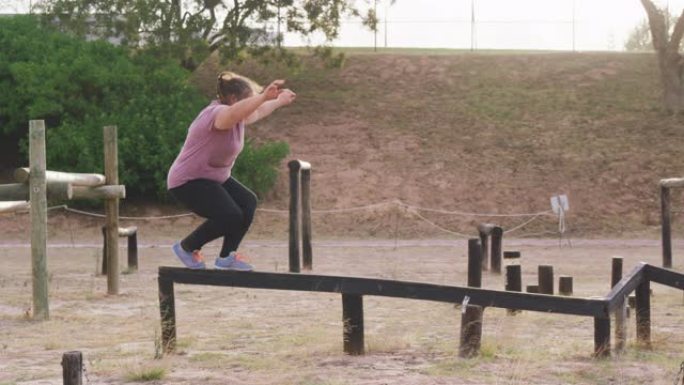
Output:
[167, 72, 296, 270]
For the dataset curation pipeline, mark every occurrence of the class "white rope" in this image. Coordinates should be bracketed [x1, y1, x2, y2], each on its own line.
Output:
[503, 213, 546, 234]
[311, 201, 397, 214]
[407, 209, 473, 238]
[63, 206, 194, 220]
[33, 201, 562, 238]
[402, 202, 553, 218]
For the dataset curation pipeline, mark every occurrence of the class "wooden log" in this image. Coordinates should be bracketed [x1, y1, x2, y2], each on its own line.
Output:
[72, 185, 125, 200]
[477, 223, 497, 235]
[467, 238, 482, 288]
[104, 125, 120, 295]
[526, 285, 539, 293]
[159, 267, 608, 317]
[342, 294, 364, 355]
[0, 182, 73, 202]
[0, 201, 30, 214]
[158, 275, 176, 354]
[30, 120, 49, 321]
[661, 185, 672, 268]
[503, 251, 521, 261]
[118, 226, 137, 237]
[14, 167, 105, 187]
[459, 304, 483, 358]
[61, 351, 83, 385]
[288, 160, 301, 273]
[660, 177, 684, 188]
[301, 167, 313, 271]
[490, 226, 503, 274]
[538, 265, 554, 295]
[593, 317, 611, 358]
[558, 276, 573, 296]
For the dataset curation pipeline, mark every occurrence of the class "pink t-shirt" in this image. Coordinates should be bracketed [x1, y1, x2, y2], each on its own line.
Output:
[167, 100, 245, 189]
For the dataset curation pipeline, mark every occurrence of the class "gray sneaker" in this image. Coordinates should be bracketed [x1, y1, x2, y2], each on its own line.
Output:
[214, 252, 253, 271]
[172, 242, 206, 269]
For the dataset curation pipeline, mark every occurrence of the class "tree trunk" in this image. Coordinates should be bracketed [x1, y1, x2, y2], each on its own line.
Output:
[641, 0, 684, 114]
[659, 53, 684, 113]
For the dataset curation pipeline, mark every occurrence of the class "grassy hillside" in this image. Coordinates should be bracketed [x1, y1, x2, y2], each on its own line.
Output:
[192, 50, 684, 238]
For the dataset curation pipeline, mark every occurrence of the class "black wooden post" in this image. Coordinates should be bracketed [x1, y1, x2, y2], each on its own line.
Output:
[128, 231, 138, 271]
[288, 160, 301, 273]
[62, 351, 83, 385]
[490, 226, 503, 274]
[538, 265, 554, 295]
[342, 294, 364, 355]
[505, 265, 522, 315]
[503, 251, 521, 261]
[479, 231, 489, 271]
[635, 280, 651, 347]
[158, 275, 176, 354]
[593, 317, 611, 358]
[611, 257, 623, 288]
[611, 257, 626, 353]
[661, 185, 672, 268]
[467, 238, 482, 287]
[301, 166, 313, 271]
[558, 276, 573, 295]
[101, 225, 107, 275]
[459, 304, 483, 358]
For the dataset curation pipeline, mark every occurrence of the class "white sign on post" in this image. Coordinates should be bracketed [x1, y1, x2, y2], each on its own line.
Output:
[550, 194, 569, 215]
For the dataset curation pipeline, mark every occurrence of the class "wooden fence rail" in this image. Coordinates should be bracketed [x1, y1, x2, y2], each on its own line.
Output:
[158, 263, 683, 358]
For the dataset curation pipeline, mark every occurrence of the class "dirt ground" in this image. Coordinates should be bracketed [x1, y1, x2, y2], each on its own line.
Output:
[0, 211, 683, 385]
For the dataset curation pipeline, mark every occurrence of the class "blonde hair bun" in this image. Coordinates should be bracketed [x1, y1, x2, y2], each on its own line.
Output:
[217, 71, 263, 94]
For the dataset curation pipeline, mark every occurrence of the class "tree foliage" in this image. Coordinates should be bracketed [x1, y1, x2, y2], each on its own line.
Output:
[0, 15, 288, 199]
[35, 0, 377, 70]
[625, 13, 679, 52]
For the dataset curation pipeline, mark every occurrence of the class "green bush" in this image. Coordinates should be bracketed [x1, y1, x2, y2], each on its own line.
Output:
[233, 140, 290, 198]
[0, 15, 288, 200]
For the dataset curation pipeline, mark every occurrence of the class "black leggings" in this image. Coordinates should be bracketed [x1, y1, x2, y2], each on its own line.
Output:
[169, 177, 257, 258]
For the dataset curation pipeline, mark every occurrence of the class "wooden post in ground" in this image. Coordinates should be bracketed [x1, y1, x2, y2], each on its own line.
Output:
[127, 230, 138, 271]
[611, 257, 626, 353]
[538, 265, 554, 295]
[636, 280, 651, 348]
[459, 304, 483, 358]
[505, 264, 522, 315]
[104, 126, 120, 295]
[101, 225, 108, 275]
[462, 239, 483, 357]
[478, 229, 489, 271]
[490, 226, 503, 274]
[61, 351, 83, 385]
[300, 164, 313, 271]
[558, 276, 573, 295]
[342, 294, 364, 355]
[467, 238, 482, 287]
[158, 275, 176, 354]
[661, 185, 672, 268]
[288, 160, 301, 273]
[593, 317, 611, 358]
[29, 120, 49, 321]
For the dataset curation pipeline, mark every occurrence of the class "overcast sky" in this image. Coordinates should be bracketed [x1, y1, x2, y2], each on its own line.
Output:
[1, 0, 679, 51]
